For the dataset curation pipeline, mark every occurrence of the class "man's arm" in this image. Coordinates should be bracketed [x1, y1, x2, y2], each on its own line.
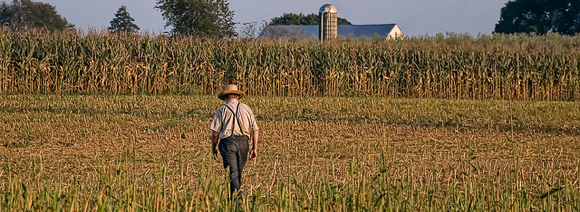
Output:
[249, 129, 259, 161]
[211, 131, 219, 158]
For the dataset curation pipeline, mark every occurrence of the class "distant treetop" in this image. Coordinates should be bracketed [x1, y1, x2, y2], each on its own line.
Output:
[0, 0, 74, 32]
[109, 5, 140, 33]
[269, 13, 352, 25]
[495, 0, 580, 35]
[155, 0, 237, 38]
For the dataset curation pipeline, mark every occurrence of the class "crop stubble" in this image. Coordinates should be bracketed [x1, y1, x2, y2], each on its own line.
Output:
[0, 95, 579, 210]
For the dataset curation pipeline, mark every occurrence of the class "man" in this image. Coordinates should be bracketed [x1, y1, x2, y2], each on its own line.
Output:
[209, 84, 259, 197]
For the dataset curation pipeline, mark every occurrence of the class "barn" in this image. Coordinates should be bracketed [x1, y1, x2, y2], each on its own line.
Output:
[260, 24, 404, 40]
[260, 4, 403, 40]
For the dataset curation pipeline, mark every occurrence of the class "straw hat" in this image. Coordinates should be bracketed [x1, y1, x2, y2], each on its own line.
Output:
[218, 84, 244, 100]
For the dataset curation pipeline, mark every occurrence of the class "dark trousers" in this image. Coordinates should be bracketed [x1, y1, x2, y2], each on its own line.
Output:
[218, 135, 249, 196]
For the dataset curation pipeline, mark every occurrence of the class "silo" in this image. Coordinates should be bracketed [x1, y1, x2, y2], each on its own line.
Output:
[319, 4, 337, 42]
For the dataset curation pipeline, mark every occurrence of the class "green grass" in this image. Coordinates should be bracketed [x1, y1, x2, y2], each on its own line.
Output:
[1, 95, 579, 211]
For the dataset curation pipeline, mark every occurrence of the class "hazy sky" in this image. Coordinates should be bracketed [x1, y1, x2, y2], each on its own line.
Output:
[37, 0, 510, 37]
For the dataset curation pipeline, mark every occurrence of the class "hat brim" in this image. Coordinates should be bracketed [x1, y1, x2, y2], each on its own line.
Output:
[218, 90, 244, 100]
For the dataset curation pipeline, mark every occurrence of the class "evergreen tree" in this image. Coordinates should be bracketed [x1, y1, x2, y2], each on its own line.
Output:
[0, 0, 73, 32]
[155, 0, 236, 37]
[109, 5, 140, 33]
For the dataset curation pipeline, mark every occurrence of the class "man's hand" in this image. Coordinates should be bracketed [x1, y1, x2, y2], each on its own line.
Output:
[249, 148, 257, 161]
[250, 129, 259, 161]
[212, 147, 219, 159]
[211, 131, 219, 160]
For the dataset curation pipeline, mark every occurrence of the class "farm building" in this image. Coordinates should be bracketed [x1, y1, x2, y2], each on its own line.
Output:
[260, 4, 403, 40]
[260, 24, 404, 40]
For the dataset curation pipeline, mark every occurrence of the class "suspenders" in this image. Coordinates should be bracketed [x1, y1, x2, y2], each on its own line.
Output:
[224, 103, 244, 136]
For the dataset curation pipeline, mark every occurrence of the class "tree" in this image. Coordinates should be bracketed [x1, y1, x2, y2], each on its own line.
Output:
[495, 0, 580, 35]
[239, 21, 267, 39]
[109, 5, 140, 33]
[269, 13, 352, 25]
[155, 0, 236, 37]
[0, 0, 73, 32]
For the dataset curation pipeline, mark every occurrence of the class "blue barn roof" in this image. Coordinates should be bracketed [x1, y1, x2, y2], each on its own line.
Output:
[259, 24, 402, 39]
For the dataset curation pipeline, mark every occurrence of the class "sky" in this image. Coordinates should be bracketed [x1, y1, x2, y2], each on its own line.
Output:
[36, 0, 511, 37]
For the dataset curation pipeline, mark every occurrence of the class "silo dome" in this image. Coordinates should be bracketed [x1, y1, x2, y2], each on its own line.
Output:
[319, 4, 337, 13]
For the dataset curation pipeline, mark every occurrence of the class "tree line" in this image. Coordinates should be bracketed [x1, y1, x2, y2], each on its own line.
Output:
[0, 0, 579, 37]
[495, 0, 580, 35]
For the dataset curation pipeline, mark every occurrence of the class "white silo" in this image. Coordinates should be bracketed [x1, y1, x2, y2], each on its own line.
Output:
[319, 4, 337, 42]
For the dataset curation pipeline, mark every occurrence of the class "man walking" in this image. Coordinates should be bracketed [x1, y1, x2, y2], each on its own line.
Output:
[209, 84, 259, 198]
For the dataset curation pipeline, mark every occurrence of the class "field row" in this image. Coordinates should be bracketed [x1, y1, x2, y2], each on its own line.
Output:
[1, 32, 579, 100]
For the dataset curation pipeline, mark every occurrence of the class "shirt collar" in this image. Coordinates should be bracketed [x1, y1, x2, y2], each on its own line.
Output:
[225, 99, 239, 105]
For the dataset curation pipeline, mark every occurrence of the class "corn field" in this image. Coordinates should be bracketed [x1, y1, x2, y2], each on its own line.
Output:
[0, 29, 579, 100]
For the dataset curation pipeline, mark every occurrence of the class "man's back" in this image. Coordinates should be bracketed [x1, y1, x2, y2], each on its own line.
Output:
[210, 99, 258, 139]
[209, 84, 260, 197]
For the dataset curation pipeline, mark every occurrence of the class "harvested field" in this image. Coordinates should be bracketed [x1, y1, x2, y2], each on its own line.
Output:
[1, 95, 579, 211]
